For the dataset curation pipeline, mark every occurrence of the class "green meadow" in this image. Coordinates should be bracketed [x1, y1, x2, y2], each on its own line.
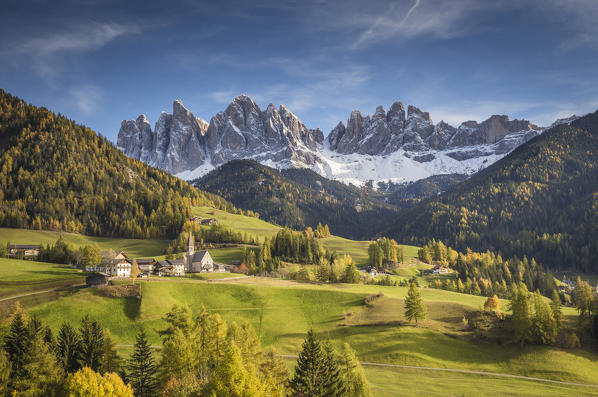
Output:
[0, 227, 169, 258]
[0, 258, 85, 297]
[24, 276, 597, 394]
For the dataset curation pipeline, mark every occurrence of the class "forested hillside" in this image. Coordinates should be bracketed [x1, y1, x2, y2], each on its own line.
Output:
[387, 110, 598, 272]
[0, 89, 235, 238]
[194, 160, 398, 239]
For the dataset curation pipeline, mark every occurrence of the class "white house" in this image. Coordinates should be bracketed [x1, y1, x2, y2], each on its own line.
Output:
[101, 259, 132, 278]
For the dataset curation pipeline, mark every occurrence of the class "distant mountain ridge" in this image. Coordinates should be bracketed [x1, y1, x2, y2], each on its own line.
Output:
[385, 109, 598, 272]
[118, 95, 569, 185]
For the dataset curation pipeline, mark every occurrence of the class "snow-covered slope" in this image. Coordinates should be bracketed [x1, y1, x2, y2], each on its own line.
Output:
[117, 95, 562, 186]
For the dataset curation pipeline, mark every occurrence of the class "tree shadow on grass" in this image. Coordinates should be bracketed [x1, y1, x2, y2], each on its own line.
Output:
[124, 296, 141, 320]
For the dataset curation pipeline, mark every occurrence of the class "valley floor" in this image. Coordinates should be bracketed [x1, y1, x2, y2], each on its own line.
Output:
[0, 270, 593, 396]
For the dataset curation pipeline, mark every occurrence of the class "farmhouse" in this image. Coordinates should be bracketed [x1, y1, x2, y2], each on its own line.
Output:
[185, 233, 214, 272]
[101, 258, 132, 278]
[8, 244, 41, 257]
[135, 258, 156, 274]
[154, 260, 186, 277]
[432, 265, 451, 274]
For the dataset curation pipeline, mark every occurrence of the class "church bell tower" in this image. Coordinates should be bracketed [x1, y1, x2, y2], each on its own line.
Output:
[186, 232, 195, 270]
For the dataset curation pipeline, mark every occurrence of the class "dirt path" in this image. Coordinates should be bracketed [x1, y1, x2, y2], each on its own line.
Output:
[0, 288, 60, 302]
[278, 354, 598, 389]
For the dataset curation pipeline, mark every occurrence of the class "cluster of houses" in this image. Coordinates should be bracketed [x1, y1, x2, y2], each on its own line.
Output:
[86, 234, 224, 279]
[189, 216, 218, 226]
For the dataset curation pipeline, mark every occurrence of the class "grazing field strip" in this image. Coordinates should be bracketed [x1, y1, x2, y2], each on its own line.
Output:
[279, 354, 598, 389]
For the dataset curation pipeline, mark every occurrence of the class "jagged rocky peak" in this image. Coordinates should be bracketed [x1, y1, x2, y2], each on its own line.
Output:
[326, 100, 543, 156]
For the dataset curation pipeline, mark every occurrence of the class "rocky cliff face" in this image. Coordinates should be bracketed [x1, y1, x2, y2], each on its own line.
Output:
[118, 96, 323, 175]
[327, 103, 541, 156]
[117, 95, 549, 185]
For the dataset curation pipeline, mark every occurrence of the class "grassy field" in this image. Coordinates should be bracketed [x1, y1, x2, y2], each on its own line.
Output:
[193, 206, 281, 240]
[27, 276, 595, 394]
[0, 258, 86, 297]
[0, 228, 168, 258]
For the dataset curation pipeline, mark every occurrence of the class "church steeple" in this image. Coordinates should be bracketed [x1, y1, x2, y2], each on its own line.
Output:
[188, 232, 195, 257]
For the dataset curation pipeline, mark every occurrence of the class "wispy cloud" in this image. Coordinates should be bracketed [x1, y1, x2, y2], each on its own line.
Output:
[351, 0, 502, 48]
[67, 84, 103, 115]
[13, 22, 140, 77]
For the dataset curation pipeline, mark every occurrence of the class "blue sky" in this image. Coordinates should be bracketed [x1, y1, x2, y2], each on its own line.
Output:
[1, 0, 597, 141]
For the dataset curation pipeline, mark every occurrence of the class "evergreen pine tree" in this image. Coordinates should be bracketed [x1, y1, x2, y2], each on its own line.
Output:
[3, 305, 30, 379]
[321, 342, 346, 397]
[128, 329, 157, 397]
[290, 329, 326, 396]
[57, 322, 81, 373]
[404, 282, 427, 326]
[78, 316, 105, 371]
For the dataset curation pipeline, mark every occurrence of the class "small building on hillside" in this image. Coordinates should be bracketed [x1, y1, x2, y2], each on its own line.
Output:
[9, 244, 41, 257]
[86, 272, 109, 287]
[432, 265, 451, 275]
[189, 216, 218, 226]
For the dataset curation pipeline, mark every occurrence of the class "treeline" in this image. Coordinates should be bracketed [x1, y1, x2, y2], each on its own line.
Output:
[0, 89, 237, 239]
[167, 223, 259, 255]
[0, 303, 130, 395]
[368, 238, 405, 270]
[387, 111, 598, 273]
[241, 228, 324, 274]
[420, 240, 557, 298]
[0, 304, 374, 396]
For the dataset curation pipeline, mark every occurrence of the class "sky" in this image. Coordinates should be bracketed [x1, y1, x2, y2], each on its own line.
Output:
[1, 0, 598, 141]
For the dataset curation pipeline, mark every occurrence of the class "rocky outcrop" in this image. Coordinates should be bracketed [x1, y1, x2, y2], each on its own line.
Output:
[327, 102, 541, 157]
[118, 96, 324, 175]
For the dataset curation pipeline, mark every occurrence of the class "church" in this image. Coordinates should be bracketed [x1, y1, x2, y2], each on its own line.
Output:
[185, 233, 215, 272]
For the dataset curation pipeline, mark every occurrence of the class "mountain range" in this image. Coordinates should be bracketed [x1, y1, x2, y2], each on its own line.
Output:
[118, 95, 564, 186]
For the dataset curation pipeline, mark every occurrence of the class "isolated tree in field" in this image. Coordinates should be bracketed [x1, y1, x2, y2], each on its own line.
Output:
[550, 290, 563, 329]
[65, 367, 134, 397]
[78, 316, 105, 371]
[130, 259, 140, 283]
[290, 329, 326, 396]
[128, 329, 157, 397]
[404, 282, 427, 326]
[57, 322, 81, 373]
[338, 343, 373, 397]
